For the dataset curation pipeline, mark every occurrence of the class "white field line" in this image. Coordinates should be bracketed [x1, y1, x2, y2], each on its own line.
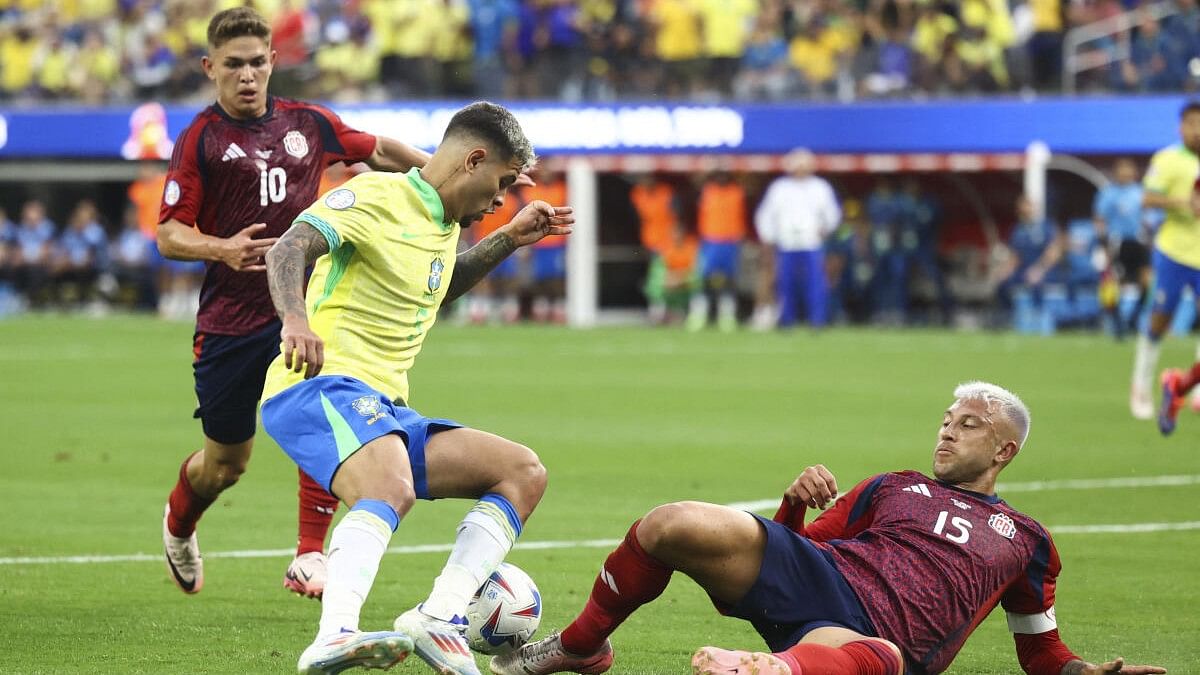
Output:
[3, 473, 1200, 566]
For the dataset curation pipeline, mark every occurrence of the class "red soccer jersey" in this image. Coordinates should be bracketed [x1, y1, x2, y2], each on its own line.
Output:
[794, 471, 1060, 674]
[159, 97, 376, 335]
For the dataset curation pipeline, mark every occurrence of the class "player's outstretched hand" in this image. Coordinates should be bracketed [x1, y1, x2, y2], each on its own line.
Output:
[1076, 657, 1166, 674]
[280, 316, 324, 380]
[785, 464, 839, 510]
[504, 200, 574, 247]
[222, 222, 279, 272]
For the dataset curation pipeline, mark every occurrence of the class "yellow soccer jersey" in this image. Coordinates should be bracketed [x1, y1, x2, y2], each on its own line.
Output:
[1144, 144, 1200, 268]
[262, 168, 459, 404]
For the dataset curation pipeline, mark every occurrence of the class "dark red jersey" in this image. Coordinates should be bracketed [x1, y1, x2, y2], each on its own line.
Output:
[787, 471, 1060, 674]
[160, 96, 376, 335]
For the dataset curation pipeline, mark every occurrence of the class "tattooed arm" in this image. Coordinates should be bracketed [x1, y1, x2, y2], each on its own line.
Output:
[445, 230, 517, 304]
[445, 200, 575, 304]
[266, 222, 330, 379]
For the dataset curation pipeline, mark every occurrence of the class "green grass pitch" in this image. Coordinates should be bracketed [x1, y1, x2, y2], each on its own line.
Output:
[1, 316, 1196, 673]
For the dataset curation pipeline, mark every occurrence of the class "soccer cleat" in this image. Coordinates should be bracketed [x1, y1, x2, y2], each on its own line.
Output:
[488, 632, 613, 675]
[297, 630, 414, 674]
[162, 504, 203, 594]
[690, 646, 789, 675]
[1130, 386, 1154, 420]
[394, 606, 481, 675]
[1158, 369, 1186, 436]
[285, 551, 328, 599]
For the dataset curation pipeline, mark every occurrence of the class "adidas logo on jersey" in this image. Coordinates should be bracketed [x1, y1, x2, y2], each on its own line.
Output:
[902, 483, 932, 497]
[221, 143, 247, 162]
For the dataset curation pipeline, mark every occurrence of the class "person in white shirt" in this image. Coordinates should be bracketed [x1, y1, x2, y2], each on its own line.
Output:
[754, 148, 842, 328]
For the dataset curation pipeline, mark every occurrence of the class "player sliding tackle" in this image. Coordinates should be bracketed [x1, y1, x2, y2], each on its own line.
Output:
[261, 101, 573, 675]
[491, 382, 1164, 675]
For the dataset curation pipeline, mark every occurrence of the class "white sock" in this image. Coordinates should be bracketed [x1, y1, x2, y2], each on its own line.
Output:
[717, 293, 737, 322]
[1133, 334, 1161, 394]
[317, 509, 394, 638]
[688, 293, 708, 322]
[421, 495, 521, 622]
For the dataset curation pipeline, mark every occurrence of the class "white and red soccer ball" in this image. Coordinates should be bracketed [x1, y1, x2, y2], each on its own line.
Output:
[465, 562, 542, 655]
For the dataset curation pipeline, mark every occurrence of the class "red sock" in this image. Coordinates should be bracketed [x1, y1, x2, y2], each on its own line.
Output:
[296, 469, 339, 555]
[1178, 362, 1200, 395]
[167, 452, 215, 538]
[775, 640, 903, 675]
[560, 520, 673, 655]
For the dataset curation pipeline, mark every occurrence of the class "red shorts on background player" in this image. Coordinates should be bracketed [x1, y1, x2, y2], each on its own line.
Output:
[159, 6, 430, 598]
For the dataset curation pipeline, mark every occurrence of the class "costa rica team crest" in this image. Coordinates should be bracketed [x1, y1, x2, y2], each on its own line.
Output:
[988, 513, 1016, 539]
[428, 256, 445, 292]
[284, 130, 309, 158]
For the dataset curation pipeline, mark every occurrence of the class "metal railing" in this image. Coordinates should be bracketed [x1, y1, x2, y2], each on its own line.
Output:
[1062, 1, 1179, 94]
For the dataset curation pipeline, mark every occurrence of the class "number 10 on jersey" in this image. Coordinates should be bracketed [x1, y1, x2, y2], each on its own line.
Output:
[260, 167, 287, 206]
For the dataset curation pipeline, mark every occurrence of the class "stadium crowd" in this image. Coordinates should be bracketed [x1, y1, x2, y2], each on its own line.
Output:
[1, 0, 1198, 105]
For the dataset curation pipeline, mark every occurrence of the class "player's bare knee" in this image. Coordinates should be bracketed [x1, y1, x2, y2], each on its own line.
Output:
[497, 445, 547, 518]
[209, 458, 247, 490]
[638, 501, 703, 554]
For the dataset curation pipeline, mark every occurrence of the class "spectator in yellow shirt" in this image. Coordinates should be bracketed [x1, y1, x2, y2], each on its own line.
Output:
[650, 0, 702, 97]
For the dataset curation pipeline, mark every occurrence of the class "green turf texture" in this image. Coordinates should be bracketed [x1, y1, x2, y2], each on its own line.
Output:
[1, 316, 1195, 674]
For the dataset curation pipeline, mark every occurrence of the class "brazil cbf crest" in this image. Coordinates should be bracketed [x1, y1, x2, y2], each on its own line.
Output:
[351, 395, 386, 425]
[284, 130, 309, 158]
[988, 513, 1016, 539]
[428, 256, 445, 293]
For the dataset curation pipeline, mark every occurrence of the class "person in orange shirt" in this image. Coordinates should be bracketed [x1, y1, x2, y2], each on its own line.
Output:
[644, 221, 699, 325]
[630, 173, 679, 255]
[128, 160, 203, 318]
[630, 174, 683, 323]
[523, 170, 569, 323]
[688, 170, 748, 331]
[467, 195, 525, 324]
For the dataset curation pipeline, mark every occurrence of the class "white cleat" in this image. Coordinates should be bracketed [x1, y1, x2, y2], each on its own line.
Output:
[162, 504, 203, 594]
[489, 632, 613, 675]
[297, 630, 413, 674]
[285, 551, 328, 599]
[394, 606, 481, 675]
[1130, 387, 1154, 420]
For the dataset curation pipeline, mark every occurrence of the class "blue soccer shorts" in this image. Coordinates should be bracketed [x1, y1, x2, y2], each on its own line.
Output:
[532, 247, 566, 282]
[490, 255, 519, 280]
[700, 241, 739, 285]
[260, 375, 462, 499]
[714, 514, 878, 653]
[1149, 248, 1200, 317]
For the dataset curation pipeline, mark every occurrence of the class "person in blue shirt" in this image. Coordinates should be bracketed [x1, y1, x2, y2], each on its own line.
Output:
[112, 203, 157, 311]
[1093, 158, 1149, 337]
[467, 0, 519, 98]
[0, 207, 15, 290]
[12, 200, 56, 308]
[54, 199, 109, 308]
[866, 178, 909, 325]
[995, 194, 1063, 326]
[901, 178, 954, 325]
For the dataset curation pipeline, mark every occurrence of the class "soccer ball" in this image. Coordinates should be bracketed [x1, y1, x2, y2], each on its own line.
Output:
[465, 562, 542, 655]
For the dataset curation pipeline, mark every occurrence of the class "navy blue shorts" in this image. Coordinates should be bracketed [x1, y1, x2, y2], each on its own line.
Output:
[260, 375, 462, 499]
[192, 320, 281, 445]
[719, 515, 877, 653]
